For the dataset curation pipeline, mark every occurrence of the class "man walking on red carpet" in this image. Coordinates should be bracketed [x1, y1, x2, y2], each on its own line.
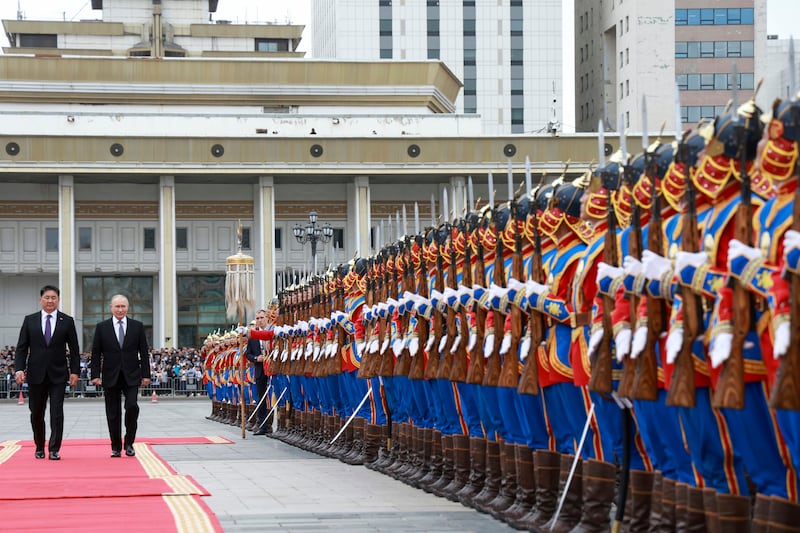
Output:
[91, 294, 151, 458]
[14, 285, 81, 461]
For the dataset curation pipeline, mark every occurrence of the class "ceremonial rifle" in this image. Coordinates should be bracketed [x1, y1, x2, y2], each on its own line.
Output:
[667, 131, 700, 407]
[771, 97, 800, 410]
[358, 262, 376, 379]
[409, 234, 429, 380]
[619, 149, 642, 398]
[633, 139, 665, 401]
[518, 186, 543, 395]
[499, 199, 524, 388]
[466, 211, 488, 384]
[424, 228, 443, 379]
[589, 121, 617, 395]
[483, 207, 505, 387]
[377, 247, 396, 377]
[450, 218, 472, 383]
[713, 98, 760, 410]
[437, 225, 458, 380]
[329, 269, 345, 376]
[302, 284, 315, 376]
[393, 239, 413, 377]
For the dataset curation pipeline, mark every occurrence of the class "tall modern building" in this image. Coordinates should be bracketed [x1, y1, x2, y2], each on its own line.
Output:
[575, 0, 767, 133]
[0, 0, 602, 349]
[311, 0, 568, 135]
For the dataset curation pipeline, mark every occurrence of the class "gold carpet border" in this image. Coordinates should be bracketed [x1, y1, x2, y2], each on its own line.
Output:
[0, 441, 21, 465]
[163, 494, 217, 533]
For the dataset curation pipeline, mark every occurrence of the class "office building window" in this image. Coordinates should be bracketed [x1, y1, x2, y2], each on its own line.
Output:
[275, 228, 283, 250]
[78, 227, 92, 251]
[45, 227, 58, 251]
[255, 39, 288, 52]
[176, 227, 188, 250]
[143, 228, 156, 250]
[676, 8, 754, 26]
[676, 40, 754, 59]
[177, 274, 225, 348]
[19, 34, 57, 48]
[241, 227, 251, 250]
[332, 228, 345, 249]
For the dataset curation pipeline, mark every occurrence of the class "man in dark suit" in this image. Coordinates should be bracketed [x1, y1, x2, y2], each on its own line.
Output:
[245, 309, 270, 435]
[91, 294, 151, 458]
[14, 285, 81, 460]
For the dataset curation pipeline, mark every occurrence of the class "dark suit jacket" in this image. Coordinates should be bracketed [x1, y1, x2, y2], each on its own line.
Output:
[245, 337, 265, 379]
[90, 317, 151, 387]
[15, 311, 81, 385]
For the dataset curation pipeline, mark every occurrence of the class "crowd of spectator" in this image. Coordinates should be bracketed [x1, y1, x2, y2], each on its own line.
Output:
[1, 345, 204, 397]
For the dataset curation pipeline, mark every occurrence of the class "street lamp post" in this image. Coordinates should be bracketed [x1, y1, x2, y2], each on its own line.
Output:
[292, 210, 333, 274]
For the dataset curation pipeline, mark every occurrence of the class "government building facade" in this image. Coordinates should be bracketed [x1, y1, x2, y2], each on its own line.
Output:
[0, 0, 603, 349]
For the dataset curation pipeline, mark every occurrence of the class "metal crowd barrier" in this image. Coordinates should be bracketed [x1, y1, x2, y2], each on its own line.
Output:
[1, 377, 204, 400]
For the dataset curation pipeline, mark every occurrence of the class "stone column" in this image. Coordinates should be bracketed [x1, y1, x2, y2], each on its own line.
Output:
[256, 176, 276, 304]
[159, 176, 176, 349]
[58, 175, 76, 316]
[348, 176, 371, 257]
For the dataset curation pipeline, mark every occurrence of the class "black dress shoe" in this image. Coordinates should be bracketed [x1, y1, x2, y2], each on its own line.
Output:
[48, 451, 61, 460]
[35, 450, 45, 459]
[125, 445, 135, 457]
[253, 428, 267, 436]
[110, 450, 121, 458]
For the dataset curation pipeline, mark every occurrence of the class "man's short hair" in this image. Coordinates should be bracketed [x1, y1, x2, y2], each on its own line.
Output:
[40, 284, 60, 296]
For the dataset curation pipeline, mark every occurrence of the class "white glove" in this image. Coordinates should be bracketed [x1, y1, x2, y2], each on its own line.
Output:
[408, 337, 419, 357]
[728, 238, 762, 261]
[630, 326, 647, 359]
[483, 333, 495, 358]
[786, 229, 800, 247]
[597, 262, 624, 283]
[709, 332, 732, 369]
[467, 332, 478, 352]
[306, 342, 315, 357]
[642, 250, 673, 281]
[519, 336, 531, 361]
[329, 342, 339, 358]
[615, 328, 632, 362]
[392, 337, 404, 357]
[622, 256, 643, 277]
[368, 338, 379, 354]
[424, 334, 436, 354]
[236, 326, 248, 335]
[499, 333, 511, 355]
[526, 280, 548, 295]
[665, 327, 683, 365]
[313, 344, 321, 359]
[450, 335, 461, 354]
[773, 321, 790, 359]
[587, 328, 604, 358]
[675, 251, 709, 274]
[438, 334, 449, 354]
[354, 341, 364, 358]
[280, 349, 288, 362]
[380, 337, 390, 355]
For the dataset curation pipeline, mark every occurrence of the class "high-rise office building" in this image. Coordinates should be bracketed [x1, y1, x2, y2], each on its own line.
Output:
[575, 0, 767, 133]
[311, 0, 568, 135]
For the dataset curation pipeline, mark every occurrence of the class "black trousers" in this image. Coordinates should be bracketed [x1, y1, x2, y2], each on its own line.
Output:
[103, 377, 140, 451]
[255, 374, 269, 424]
[28, 378, 67, 453]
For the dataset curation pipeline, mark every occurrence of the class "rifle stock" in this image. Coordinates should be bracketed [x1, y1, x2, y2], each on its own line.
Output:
[450, 221, 472, 382]
[499, 216, 524, 388]
[394, 242, 413, 377]
[437, 228, 457, 380]
[588, 189, 617, 394]
[409, 236, 428, 380]
[466, 224, 488, 385]
[633, 160, 664, 401]
[378, 250, 397, 377]
[424, 232, 443, 380]
[483, 222, 504, 387]
[770, 184, 800, 409]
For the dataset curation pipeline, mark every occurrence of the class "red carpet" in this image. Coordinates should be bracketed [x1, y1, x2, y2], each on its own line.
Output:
[0, 437, 226, 532]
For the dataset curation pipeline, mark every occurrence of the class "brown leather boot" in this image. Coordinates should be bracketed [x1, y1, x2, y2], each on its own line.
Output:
[385, 423, 410, 477]
[659, 477, 677, 531]
[628, 470, 655, 532]
[510, 450, 561, 530]
[342, 418, 366, 465]
[648, 472, 664, 532]
[440, 434, 471, 501]
[567, 459, 615, 533]
[767, 494, 800, 533]
[486, 441, 519, 519]
[456, 437, 487, 505]
[752, 493, 771, 533]
[469, 440, 502, 511]
[362, 423, 381, 464]
[419, 430, 443, 490]
[685, 486, 707, 532]
[430, 435, 456, 497]
[407, 428, 433, 487]
[715, 492, 749, 532]
[369, 423, 396, 473]
[502, 444, 535, 523]
[395, 425, 423, 481]
[546, 453, 582, 533]
[702, 487, 720, 533]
